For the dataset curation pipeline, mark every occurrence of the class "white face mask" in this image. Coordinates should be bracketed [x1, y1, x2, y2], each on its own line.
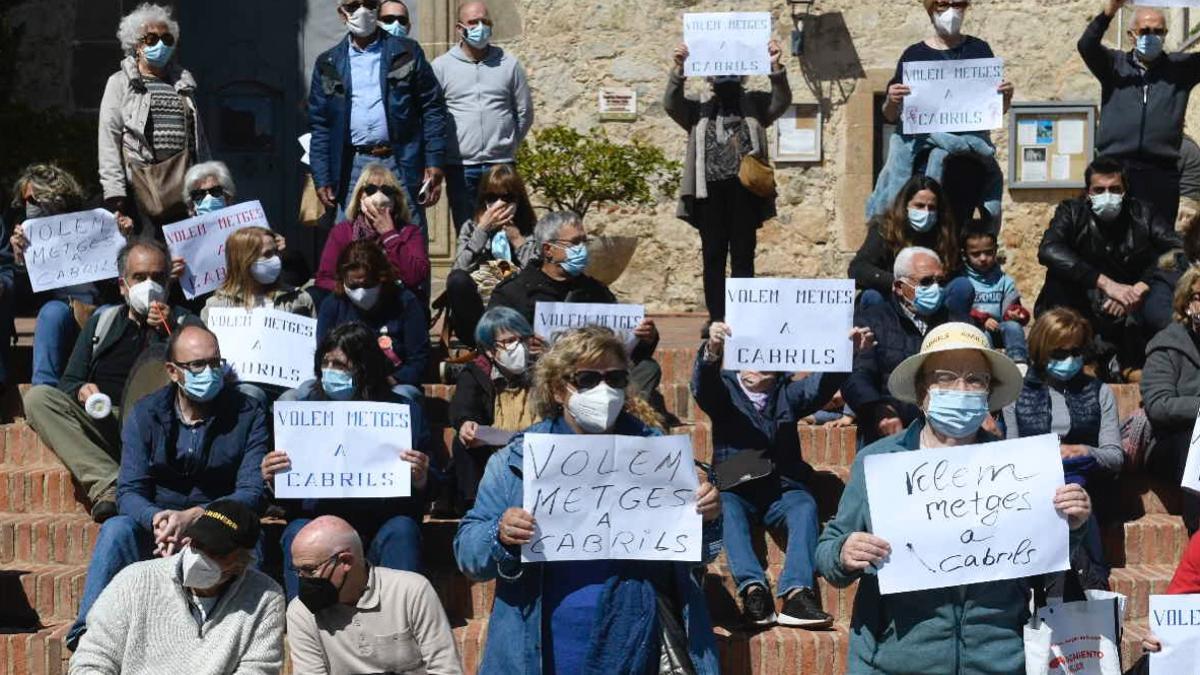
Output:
[346, 6, 379, 37]
[1089, 192, 1124, 222]
[346, 285, 381, 310]
[365, 191, 394, 212]
[180, 545, 224, 590]
[494, 341, 528, 374]
[934, 8, 963, 37]
[126, 278, 165, 316]
[250, 256, 282, 285]
[566, 383, 625, 433]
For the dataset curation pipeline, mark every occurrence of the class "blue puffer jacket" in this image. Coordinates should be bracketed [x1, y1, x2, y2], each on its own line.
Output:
[453, 415, 722, 675]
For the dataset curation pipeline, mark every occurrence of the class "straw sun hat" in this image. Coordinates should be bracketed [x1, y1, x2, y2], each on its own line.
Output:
[887, 322, 1024, 410]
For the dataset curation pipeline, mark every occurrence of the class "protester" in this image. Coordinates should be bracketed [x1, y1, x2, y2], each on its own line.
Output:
[316, 240, 428, 403]
[454, 326, 723, 674]
[445, 164, 538, 348]
[1142, 266, 1200, 536]
[1145, 211, 1200, 334]
[432, 1, 534, 231]
[816, 322, 1093, 673]
[665, 39, 791, 321]
[68, 500, 284, 675]
[1035, 156, 1180, 381]
[1139, 532, 1200, 663]
[488, 211, 663, 399]
[693, 321, 874, 628]
[286, 516, 462, 674]
[308, 0, 448, 228]
[378, 0, 411, 38]
[961, 221, 1030, 368]
[201, 226, 313, 322]
[99, 3, 209, 236]
[23, 241, 197, 523]
[449, 307, 540, 514]
[263, 322, 432, 598]
[65, 324, 269, 650]
[1178, 135, 1200, 232]
[314, 161, 430, 306]
[1079, 0, 1200, 223]
[844, 246, 953, 444]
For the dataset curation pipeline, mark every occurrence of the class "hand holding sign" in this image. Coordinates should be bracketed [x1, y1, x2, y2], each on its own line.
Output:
[723, 278, 857, 372]
[22, 209, 128, 293]
[683, 12, 772, 77]
[162, 200, 270, 298]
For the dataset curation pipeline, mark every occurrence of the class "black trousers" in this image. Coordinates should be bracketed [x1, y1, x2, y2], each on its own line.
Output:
[1148, 429, 1200, 536]
[1125, 159, 1181, 225]
[445, 269, 486, 349]
[695, 178, 759, 321]
[1035, 280, 1150, 373]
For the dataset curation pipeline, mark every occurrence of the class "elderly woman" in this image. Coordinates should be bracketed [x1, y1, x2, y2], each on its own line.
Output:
[99, 3, 208, 236]
[665, 40, 791, 321]
[261, 322, 431, 599]
[449, 307, 541, 513]
[1142, 266, 1200, 536]
[816, 322, 1092, 674]
[455, 326, 722, 674]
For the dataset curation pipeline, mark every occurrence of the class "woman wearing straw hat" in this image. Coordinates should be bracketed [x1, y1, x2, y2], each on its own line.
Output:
[815, 321, 1093, 674]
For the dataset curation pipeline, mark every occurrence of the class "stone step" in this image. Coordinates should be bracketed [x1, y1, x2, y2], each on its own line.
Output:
[0, 623, 70, 675]
[1103, 513, 1189, 567]
[0, 514, 100, 568]
[0, 563, 86, 628]
[0, 467, 89, 516]
[1110, 565, 1176, 620]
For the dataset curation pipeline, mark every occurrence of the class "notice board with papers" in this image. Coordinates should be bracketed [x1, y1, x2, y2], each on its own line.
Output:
[1008, 102, 1096, 190]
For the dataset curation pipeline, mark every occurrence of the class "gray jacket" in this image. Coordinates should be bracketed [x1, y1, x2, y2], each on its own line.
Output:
[98, 56, 210, 200]
[452, 219, 539, 272]
[431, 45, 533, 165]
[1001, 381, 1124, 473]
[1142, 321, 1200, 435]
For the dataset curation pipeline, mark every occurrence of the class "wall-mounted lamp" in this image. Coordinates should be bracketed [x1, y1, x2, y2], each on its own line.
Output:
[787, 0, 816, 56]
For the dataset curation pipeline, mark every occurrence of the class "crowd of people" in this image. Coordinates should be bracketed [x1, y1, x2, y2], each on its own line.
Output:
[5, 0, 1200, 672]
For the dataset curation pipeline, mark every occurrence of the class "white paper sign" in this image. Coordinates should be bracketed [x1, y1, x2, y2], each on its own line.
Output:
[864, 433, 1069, 595]
[522, 433, 702, 562]
[683, 12, 772, 77]
[1151, 595, 1200, 673]
[1035, 599, 1123, 675]
[207, 308, 317, 388]
[723, 278, 855, 372]
[1180, 408, 1200, 493]
[162, 200, 270, 299]
[902, 58, 1005, 134]
[273, 401, 413, 499]
[533, 302, 644, 350]
[22, 209, 127, 293]
[1133, 0, 1200, 7]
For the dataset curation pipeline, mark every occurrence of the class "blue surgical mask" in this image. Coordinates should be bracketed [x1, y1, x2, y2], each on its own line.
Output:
[925, 389, 990, 439]
[463, 23, 492, 48]
[908, 208, 937, 233]
[194, 194, 226, 216]
[1136, 34, 1164, 61]
[910, 282, 944, 316]
[321, 368, 356, 400]
[179, 366, 224, 403]
[381, 20, 408, 38]
[559, 243, 589, 277]
[491, 230, 512, 262]
[143, 41, 174, 68]
[1045, 355, 1083, 381]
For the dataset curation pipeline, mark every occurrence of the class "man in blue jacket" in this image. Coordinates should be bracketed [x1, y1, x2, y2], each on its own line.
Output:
[308, 0, 449, 231]
[66, 324, 270, 650]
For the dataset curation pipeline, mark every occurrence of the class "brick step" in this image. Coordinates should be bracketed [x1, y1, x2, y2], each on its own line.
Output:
[1110, 565, 1176, 620]
[1103, 513, 1188, 567]
[0, 623, 70, 675]
[0, 421, 60, 469]
[0, 466, 89, 516]
[1120, 616, 1151, 671]
[0, 514, 99, 568]
[704, 561, 860, 626]
[0, 563, 86, 628]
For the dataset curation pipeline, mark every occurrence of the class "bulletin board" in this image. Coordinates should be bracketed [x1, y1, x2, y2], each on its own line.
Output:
[774, 103, 823, 163]
[1008, 102, 1096, 190]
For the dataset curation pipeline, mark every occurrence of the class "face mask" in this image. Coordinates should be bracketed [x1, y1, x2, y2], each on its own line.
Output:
[250, 256, 282, 285]
[346, 285, 381, 311]
[142, 41, 174, 68]
[364, 191, 394, 213]
[346, 6, 379, 37]
[567, 383, 625, 433]
[739, 371, 777, 392]
[1136, 34, 1164, 61]
[180, 545, 224, 590]
[194, 194, 226, 216]
[178, 365, 225, 403]
[1045, 355, 1083, 381]
[910, 282, 944, 316]
[462, 22, 492, 48]
[24, 203, 45, 221]
[126, 279, 165, 316]
[925, 389, 990, 438]
[558, 244, 589, 277]
[907, 208, 937, 233]
[491, 230, 513, 262]
[381, 19, 408, 38]
[297, 569, 344, 614]
[494, 341, 527, 374]
[321, 368, 356, 400]
[1089, 192, 1124, 222]
[933, 8, 963, 37]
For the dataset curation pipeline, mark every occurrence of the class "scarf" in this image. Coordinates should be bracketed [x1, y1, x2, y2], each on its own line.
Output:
[582, 569, 661, 675]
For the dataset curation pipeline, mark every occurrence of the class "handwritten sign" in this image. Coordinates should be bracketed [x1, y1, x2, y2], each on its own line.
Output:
[863, 433, 1068, 595]
[522, 433, 702, 563]
[723, 278, 855, 372]
[683, 12, 772, 77]
[902, 58, 1004, 134]
[162, 200, 270, 299]
[22, 209, 127, 293]
[207, 308, 316, 388]
[273, 401, 413, 499]
[533, 302, 644, 350]
[1151, 595, 1200, 674]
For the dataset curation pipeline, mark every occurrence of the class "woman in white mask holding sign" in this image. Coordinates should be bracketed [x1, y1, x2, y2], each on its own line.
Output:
[454, 326, 723, 675]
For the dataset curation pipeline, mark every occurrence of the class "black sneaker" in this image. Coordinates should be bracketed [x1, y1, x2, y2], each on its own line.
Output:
[740, 583, 777, 626]
[778, 587, 833, 629]
[90, 499, 117, 523]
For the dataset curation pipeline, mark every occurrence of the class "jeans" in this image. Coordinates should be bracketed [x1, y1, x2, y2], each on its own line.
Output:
[67, 515, 155, 648]
[989, 320, 1029, 363]
[858, 289, 886, 312]
[445, 163, 507, 233]
[942, 277, 976, 323]
[32, 299, 80, 386]
[343, 152, 427, 238]
[720, 477, 819, 597]
[279, 514, 422, 600]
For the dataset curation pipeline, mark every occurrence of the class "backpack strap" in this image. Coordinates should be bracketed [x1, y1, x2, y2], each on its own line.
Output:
[91, 306, 124, 357]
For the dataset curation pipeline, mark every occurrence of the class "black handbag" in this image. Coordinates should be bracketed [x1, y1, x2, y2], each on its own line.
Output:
[713, 449, 775, 491]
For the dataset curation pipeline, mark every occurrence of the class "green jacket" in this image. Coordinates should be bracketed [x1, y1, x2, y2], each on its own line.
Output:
[814, 421, 1086, 675]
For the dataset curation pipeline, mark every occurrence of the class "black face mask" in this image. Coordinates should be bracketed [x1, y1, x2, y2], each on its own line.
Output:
[298, 574, 341, 613]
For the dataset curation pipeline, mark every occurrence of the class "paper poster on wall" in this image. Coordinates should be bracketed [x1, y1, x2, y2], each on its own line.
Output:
[1035, 120, 1054, 145]
[1022, 147, 1049, 182]
[22, 209, 127, 293]
[1057, 119, 1087, 155]
[206, 308, 317, 388]
[162, 200, 270, 299]
[1017, 120, 1038, 146]
[1051, 154, 1073, 181]
[683, 12, 772, 77]
[1150, 595, 1200, 673]
[723, 278, 855, 372]
[902, 58, 1004, 134]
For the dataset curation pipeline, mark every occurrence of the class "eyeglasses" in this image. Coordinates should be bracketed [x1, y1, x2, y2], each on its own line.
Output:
[341, 0, 380, 12]
[171, 358, 227, 375]
[494, 335, 524, 348]
[189, 186, 225, 202]
[141, 33, 176, 47]
[904, 275, 945, 288]
[571, 369, 630, 391]
[1135, 27, 1168, 37]
[549, 237, 588, 248]
[295, 551, 345, 578]
[928, 369, 992, 392]
[933, 1, 969, 9]
[379, 14, 409, 26]
[461, 18, 494, 27]
[1048, 348, 1084, 361]
[362, 184, 399, 198]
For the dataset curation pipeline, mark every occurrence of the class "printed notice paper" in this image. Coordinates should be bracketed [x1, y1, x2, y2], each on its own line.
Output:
[534, 302, 644, 349]
[162, 200, 270, 299]
[1151, 595, 1200, 673]
[273, 401, 413, 499]
[206, 308, 317, 388]
[22, 209, 127, 293]
[864, 433, 1069, 595]
[902, 58, 1004, 134]
[723, 278, 855, 372]
[683, 12, 772, 77]
[521, 433, 702, 563]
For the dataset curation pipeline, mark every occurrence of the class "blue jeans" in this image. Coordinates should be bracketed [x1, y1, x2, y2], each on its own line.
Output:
[279, 513, 422, 600]
[858, 289, 886, 312]
[989, 320, 1029, 363]
[32, 299, 79, 386]
[67, 515, 155, 648]
[943, 277, 976, 323]
[343, 152, 427, 239]
[720, 477, 819, 597]
[445, 163, 508, 233]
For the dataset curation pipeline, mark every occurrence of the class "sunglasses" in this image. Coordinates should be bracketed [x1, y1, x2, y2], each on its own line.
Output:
[571, 369, 629, 392]
[379, 15, 409, 26]
[905, 275, 945, 288]
[485, 193, 516, 203]
[1134, 27, 1168, 37]
[141, 33, 176, 47]
[341, 0, 380, 12]
[363, 184, 399, 198]
[189, 186, 225, 202]
[1049, 348, 1084, 361]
